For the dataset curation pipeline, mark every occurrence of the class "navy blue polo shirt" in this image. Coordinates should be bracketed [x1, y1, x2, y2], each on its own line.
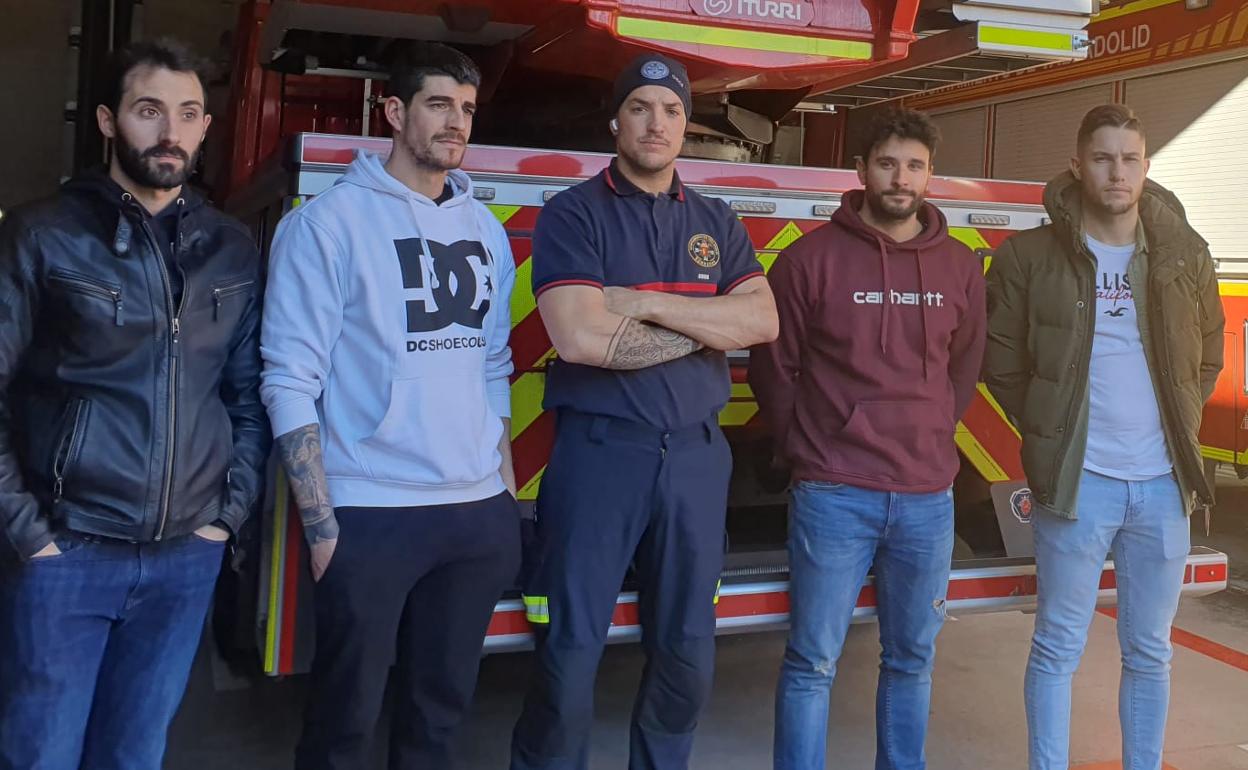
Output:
[532, 159, 764, 429]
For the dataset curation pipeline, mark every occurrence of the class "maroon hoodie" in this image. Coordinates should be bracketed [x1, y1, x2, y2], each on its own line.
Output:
[748, 190, 986, 493]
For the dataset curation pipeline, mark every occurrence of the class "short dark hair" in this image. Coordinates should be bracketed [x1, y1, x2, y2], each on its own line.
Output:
[1077, 104, 1146, 153]
[103, 38, 208, 113]
[859, 108, 941, 163]
[387, 42, 481, 107]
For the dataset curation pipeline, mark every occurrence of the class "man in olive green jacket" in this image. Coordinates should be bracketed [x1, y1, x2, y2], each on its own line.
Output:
[983, 104, 1223, 770]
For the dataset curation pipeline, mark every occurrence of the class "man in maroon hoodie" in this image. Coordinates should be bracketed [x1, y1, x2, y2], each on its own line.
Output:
[750, 108, 986, 770]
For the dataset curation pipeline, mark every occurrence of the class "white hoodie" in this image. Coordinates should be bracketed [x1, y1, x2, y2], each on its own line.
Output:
[261, 151, 514, 508]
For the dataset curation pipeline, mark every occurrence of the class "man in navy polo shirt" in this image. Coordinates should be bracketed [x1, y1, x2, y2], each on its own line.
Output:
[509, 54, 778, 770]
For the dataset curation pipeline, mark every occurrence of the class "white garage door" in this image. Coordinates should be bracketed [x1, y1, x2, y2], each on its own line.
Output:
[1125, 58, 1248, 270]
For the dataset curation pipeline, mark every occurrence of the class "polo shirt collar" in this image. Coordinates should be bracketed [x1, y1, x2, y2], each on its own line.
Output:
[604, 158, 686, 202]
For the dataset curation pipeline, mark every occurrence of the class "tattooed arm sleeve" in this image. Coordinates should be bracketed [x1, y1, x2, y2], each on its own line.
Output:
[275, 424, 339, 545]
[602, 317, 704, 370]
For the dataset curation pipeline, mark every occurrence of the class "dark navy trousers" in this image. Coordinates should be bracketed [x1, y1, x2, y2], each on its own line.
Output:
[510, 410, 732, 770]
[296, 492, 521, 770]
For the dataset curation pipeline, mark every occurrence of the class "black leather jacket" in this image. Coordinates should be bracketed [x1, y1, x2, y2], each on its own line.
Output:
[0, 171, 270, 563]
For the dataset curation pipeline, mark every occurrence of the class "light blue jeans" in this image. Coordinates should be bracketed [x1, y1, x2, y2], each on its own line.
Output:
[1026, 470, 1190, 770]
[774, 481, 954, 770]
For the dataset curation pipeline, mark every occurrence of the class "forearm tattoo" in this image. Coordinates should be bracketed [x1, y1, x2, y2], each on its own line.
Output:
[603, 317, 703, 370]
[275, 424, 339, 544]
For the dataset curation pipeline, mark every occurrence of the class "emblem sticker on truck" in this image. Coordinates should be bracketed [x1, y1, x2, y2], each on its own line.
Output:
[1011, 487, 1034, 525]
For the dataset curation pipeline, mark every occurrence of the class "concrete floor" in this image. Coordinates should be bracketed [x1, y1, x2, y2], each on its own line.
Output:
[167, 479, 1248, 770]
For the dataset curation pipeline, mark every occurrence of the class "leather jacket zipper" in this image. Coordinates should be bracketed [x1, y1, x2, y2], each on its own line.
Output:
[52, 399, 88, 502]
[134, 208, 186, 541]
[212, 279, 255, 321]
[49, 271, 124, 326]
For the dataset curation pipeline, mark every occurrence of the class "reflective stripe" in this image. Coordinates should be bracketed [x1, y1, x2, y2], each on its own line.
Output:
[523, 594, 550, 624]
[616, 17, 873, 60]
[264, 468, 288, 675]
[979, 24, 1076, 52]
[713, 579, 722, 606]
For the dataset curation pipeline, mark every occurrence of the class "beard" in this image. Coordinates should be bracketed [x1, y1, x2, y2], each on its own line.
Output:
[864, 186, 925, 222]
[400, 130, 467, 172]
[1085, 185, 1142, 217]
[114, 129, 198, 191]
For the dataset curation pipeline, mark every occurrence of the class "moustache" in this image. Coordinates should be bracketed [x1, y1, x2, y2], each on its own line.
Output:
[144, 146, 189, 163]
[433, 133, 466, 145]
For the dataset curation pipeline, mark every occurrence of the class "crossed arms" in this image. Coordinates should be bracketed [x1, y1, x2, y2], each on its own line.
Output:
[537, 278, 778, 370]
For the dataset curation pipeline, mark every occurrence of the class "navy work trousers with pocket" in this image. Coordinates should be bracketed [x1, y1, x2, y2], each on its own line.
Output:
[510, 410, 732, 770]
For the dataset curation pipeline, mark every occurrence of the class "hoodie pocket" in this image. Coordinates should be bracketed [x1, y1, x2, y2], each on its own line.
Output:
[834, 400, 950, 482]
[355, 374, 496, 487]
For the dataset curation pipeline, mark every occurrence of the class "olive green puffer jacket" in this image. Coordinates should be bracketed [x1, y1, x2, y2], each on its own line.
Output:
[984, 172, 1223, 519]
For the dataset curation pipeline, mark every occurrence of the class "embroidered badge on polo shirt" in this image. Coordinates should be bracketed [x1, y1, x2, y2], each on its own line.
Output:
[687, 234, 721, 268]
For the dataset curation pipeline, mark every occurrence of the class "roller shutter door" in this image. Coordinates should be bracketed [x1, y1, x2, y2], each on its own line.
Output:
[992, 84, 1114, 182]
[1125, 59, 1248, 269]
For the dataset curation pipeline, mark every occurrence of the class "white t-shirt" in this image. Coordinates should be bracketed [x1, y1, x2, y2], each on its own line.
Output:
[1083, 234, 1173, 480]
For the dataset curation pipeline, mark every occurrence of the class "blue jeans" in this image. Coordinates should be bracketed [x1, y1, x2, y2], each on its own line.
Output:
[774, 481, 954, 770]
[1025, 471, 1189, 770]
[0, 531, 225, 770]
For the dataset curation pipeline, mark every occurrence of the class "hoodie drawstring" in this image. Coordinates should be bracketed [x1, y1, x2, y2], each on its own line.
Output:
[876, 233, 931, 382]
[406, 199, 442, 292]
[113, 193, 134, 255]
[876, 235, 891, 355]
[174, 197, 188, 255]
[916, 248, 930, 382]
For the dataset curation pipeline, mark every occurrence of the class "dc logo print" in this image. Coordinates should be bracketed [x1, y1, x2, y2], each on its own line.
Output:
[703, 0, 733, 15]
[394, 238, 492, 333]
[1010, 487, 1034, 525]
[641, 60, 671, 80]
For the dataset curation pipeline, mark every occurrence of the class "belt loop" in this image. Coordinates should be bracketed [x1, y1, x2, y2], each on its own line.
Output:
[589, 415, 610, 444]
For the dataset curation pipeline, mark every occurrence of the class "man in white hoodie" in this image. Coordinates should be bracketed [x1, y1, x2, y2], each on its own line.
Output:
[260, 43, 520, 769]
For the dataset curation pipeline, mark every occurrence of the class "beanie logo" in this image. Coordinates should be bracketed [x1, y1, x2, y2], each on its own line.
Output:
[641, 60, 671, 80]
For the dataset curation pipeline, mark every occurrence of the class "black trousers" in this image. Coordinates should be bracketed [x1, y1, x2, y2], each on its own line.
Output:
[295, 492, 521, 770]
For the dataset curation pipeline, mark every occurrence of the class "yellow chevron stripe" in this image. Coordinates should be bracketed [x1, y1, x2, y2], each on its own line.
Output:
[765, 221, 807, 251]
[512, 257, 537, 327]
[976, 383, 1021, 439]
[1211, 16, 1231, 46]
[488, 204, 521, 224]
[720, 401, 759, 426]
[510, 372, 546, 440]
[731, 382, 753, 399]
[956, 424, 1011, 482]
[1219, 281, 1248, 296]
[519, 466, 545, 501]
[1234, 6, 1248, 42]
[949, 227, 991, 252]
[757, 251, 781, 273]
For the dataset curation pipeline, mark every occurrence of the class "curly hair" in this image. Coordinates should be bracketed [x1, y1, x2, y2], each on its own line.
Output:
[858, 108, 941, 162]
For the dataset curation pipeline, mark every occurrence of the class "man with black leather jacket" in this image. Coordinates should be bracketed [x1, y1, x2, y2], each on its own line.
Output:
[0, 39, 269, 770]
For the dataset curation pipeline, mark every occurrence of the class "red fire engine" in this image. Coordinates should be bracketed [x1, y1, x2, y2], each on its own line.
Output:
[217, 0, 1235, 676]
